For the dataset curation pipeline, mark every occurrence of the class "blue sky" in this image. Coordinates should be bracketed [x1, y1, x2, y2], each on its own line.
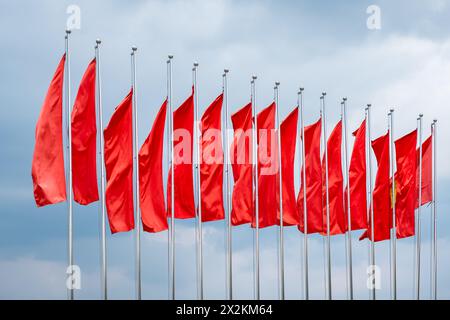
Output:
[0, 0, 449, 299]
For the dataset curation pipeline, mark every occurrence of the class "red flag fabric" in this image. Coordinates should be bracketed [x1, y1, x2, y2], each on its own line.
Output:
[416, 136, 432, 207]
[230, 103, 253, 226]
[322, 120, 346, 235]
[395, 129, 417, 239]
[200, 94, 225, 222]
[346, 120, 368, 231]
[278, 107, 299, 226]
[104, 90, 134, 234]
[253, 102, 278, 228]
[32, 54, 67, 207]
[71, 58, 99, 205]
[167, 89, 196, 219]
[297, 118, 323, 234]
[360, 132, 391, 242]
[139, 100, 168, 233]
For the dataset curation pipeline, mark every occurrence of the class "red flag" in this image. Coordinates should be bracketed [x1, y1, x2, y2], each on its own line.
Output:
[395, 129, 417, 239]
[167, 89, 196, 219]
[278, 107, 299, 226]
[71, 58, 99, 205]
[360, 132, 391, 242]
[416, 136, 432, 207]
[230, 103, 253, 226]
[253, 102, 278, 228]
[297, 118, 322, 234]
[346, 120, 368, 231]
[139, 100, 168, 233]
[322, 120, 346, 235]
[32, 54, 67, 207]
[104, 90, 134, 234]
[200, 94, 225, 222]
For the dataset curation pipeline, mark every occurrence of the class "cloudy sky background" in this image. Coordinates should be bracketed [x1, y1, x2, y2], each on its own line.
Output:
[0, 0, 449, 299]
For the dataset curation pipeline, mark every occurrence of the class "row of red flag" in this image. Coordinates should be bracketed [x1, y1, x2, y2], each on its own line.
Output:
[32, 55, 433, 242]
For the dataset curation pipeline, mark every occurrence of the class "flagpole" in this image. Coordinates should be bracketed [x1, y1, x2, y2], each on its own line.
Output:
[251, 75, 260, 300]
[431, 119, 437, 300]
[342, 97, 353, 300]
[64, 29, 74, 301]
[415, 114, 423, 300]
[167, 55, 175, 300]
[274, 82, 285, 300]
[223, 69, 233, 300]
[192, 62, 203, 300]
[298, 88, 309, 300]
[166, 59, 170, 299]
[321, 92, 332, 300]
[95, 39, 107, 300]
[388, 109, 397, 300]
[130, 46, 141, 300]
[366, 104, 376, 300]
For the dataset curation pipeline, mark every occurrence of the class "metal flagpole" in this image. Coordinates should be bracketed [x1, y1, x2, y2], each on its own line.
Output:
[223, 69, 233, 300]
[298, 88, 309, 300]
[192, 62, 203, 300]
[415, 114, 423, 300]
[366, 104, 376, 300]
[167, 55, 175, 300]
[342, 98, 353, 300]
[130, 46, 141, 300]
[166, 59, 170, 299]
[64, 29, 74, 301]
[431, 119, 437, 300]
[321, 92, 332, 300]
[274, 82, 285, 300]
[388, 109, 397, 300]
[251, 75, 260, 300]
[95, 39, 107, 300]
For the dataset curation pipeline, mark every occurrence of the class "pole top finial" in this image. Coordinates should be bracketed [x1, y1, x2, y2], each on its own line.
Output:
[168, 55, 174, 59]
[224, 69, 229, 74]
[275, 81, 280, 87]
[66, 29, 71, 35]
[300, 87, 304, 92]
[132, 46, 137, 51]
[343, 97, 347, 102]
[194, 62, 199, 67]
[252, 75, 257, 80]
[390, 108, 394, 113]
[96, 39, 101, 44]
[419, 113, 424, 118]
[322, 92, 327, 96]
[433, 119, 438, 123]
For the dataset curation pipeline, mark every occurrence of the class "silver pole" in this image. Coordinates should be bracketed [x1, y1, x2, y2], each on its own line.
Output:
[95, 39, 107, 300]
[251, 76, 260, 300]
[131, 47, 141, 300]
[192, 62, 203, 300]
[415, 114, 423, 300]
[342, 98, 353, 300]
[274, 82, 285, 300]
[167, 55, 175, 300]
[64, 29, 74, 301]
[388, 109, 397, 300]
[223, 70, 232, 300]
[366, 104, 376, 300]
[431, 119, 437, 300]
[321, 92, 332, 300]
[298, 88, 309, 300]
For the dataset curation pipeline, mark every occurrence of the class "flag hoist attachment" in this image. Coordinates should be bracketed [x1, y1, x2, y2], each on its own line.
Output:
[342, 97, 353, 300]
[95, 39, 108, 300]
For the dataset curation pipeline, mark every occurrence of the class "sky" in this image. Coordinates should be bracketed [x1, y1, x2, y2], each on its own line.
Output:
[0, 0, 449, 300]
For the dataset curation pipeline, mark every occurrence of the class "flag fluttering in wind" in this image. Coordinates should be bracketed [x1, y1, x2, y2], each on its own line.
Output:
[394, 129, 417, 239]
[32, 54, 67, 207]
[346, 120, 368, 231]
[416, 136, 432, 207]
[278, 107, 299, 226]
[167, 88, 196, 219]
[322, 120, 346, 235]
[254, 102, 278, 228]
[230, 103, 253, 226]
[139, 100, 168, 233]
[298, 118, 323, 234]
[200, 94, 225, 222]
[71, 58, 99, 205]
[360, 132, 391, 242]
[104, 90, 135, 234]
